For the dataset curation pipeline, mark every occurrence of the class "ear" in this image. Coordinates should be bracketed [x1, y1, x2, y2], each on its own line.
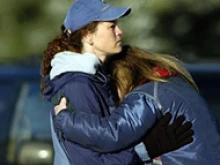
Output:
[83, 32, 94, 45]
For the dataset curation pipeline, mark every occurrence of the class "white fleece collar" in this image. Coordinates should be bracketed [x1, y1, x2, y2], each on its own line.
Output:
[50, 51, 101, 80]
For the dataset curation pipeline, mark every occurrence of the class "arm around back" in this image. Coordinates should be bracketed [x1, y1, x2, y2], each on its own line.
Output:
[55, 91, 158, 152]
[52, 75, 144, 164]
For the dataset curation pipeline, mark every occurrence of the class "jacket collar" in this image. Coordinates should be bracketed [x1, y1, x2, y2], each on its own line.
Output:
[50, 51, 101, 80]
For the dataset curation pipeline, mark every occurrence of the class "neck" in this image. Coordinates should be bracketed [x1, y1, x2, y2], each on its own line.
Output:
[82, 45, 107, 63]
[97, 55, 106, 63]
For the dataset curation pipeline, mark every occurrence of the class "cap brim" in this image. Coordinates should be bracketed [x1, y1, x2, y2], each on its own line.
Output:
[95, 7, 131, 21]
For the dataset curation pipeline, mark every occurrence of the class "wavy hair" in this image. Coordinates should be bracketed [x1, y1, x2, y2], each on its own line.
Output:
[40, 22, 98, 94]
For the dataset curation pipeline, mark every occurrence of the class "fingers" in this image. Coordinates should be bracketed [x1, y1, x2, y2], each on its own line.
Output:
[59, 97, 67, 105]
[177, 128, 194, 142]
[54, 105, 61, 115]
[175, 121, 192, 136]
[172, 115, 185, 127]
[157, 112, 172, 127]
[166, 115, 187, 143]
[176, 136, 194, 149]
[54, 97, 68, 115]
[167, 115, 185, 133]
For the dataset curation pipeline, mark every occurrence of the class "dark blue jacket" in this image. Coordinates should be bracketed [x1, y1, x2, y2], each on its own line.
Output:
[54, 76, 220, 165]
[44, 70, 142, 165]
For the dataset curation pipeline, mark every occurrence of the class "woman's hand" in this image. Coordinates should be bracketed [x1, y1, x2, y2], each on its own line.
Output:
[54, 97, 67, 115]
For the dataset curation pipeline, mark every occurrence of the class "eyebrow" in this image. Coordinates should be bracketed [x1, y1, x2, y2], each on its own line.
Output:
[105, 20, 118, 24]
[112, 20, 118, 24]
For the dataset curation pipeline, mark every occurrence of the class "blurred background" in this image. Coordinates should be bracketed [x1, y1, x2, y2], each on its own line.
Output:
[1, 0, 220, 63]
[0, 0, 220, 165]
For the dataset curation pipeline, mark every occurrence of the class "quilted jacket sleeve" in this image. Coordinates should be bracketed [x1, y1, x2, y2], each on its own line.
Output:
[56, 82, 158, 152]
[55, 77, 142, 164]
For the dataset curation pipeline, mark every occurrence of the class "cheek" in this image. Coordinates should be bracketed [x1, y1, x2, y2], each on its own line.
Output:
[94, 30, 121, 54]
[95, 32, 109, 46]
[98, 31, 116, 43]
[105, 34, 116, 44]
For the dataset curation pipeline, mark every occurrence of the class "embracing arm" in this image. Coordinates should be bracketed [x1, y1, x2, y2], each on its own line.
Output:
[51, 76, 145, 165]
[54, 76, 194, 158]
[55, 90, 158, 152]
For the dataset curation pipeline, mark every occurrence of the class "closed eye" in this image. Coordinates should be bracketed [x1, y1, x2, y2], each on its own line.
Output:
[110, 24, 116, 29]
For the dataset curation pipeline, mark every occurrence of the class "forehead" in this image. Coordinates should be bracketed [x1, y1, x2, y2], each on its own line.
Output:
[98, 20, 118, 26]
[94, 20, 117, 32]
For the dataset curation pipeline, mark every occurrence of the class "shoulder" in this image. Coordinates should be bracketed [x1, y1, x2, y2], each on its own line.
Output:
[123, 88, 158, 109]
[133, 77, 193, 97]
[61, 72, 96, 86]
[55, 72, 98, 98]
[156, 77, 196, 97]
[127, 78, 188, 110]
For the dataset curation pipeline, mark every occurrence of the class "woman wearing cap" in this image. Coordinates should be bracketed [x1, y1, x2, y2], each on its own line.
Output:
[41, 0, 193, 164]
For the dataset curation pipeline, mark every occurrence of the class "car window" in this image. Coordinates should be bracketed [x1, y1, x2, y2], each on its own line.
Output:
[0, 82, 19, 140]
[6, 81, 52, 163]
[0, 81, 21, 162]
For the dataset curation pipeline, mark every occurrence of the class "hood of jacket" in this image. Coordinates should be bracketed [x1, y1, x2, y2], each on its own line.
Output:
[43, 51, 103, 101]
[50, 51, 101, 80]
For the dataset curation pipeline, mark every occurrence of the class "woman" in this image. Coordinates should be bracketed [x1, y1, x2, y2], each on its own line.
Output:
[54, 45, 220, 165]
[41, 0, 141, 164]
[41, 0, 193, 164]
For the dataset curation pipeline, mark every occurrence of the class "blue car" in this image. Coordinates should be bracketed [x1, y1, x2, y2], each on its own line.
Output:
[0, 65, 53, 165]
[0, 63, 219, 165]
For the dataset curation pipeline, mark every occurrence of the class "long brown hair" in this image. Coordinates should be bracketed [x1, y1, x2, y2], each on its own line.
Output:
[40, 22, 98, 94]
[106, 45, 198, 100]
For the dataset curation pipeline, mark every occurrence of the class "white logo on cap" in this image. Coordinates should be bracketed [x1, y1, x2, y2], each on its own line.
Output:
[102, 5, 110, 11]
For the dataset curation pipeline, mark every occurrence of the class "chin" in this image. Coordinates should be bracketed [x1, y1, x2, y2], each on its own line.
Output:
[107, 46, 122, 55]
[114, 47, 122, 54]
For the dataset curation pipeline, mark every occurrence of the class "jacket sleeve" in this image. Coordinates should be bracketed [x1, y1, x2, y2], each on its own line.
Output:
[55, 78, 142, 164]
[56, 81, 158, 152]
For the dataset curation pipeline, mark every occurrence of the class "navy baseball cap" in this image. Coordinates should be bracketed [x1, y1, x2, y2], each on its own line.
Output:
[64, 0, 131, 32]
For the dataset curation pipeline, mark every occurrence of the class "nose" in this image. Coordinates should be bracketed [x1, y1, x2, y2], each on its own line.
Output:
[115, 25, 123, 36]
